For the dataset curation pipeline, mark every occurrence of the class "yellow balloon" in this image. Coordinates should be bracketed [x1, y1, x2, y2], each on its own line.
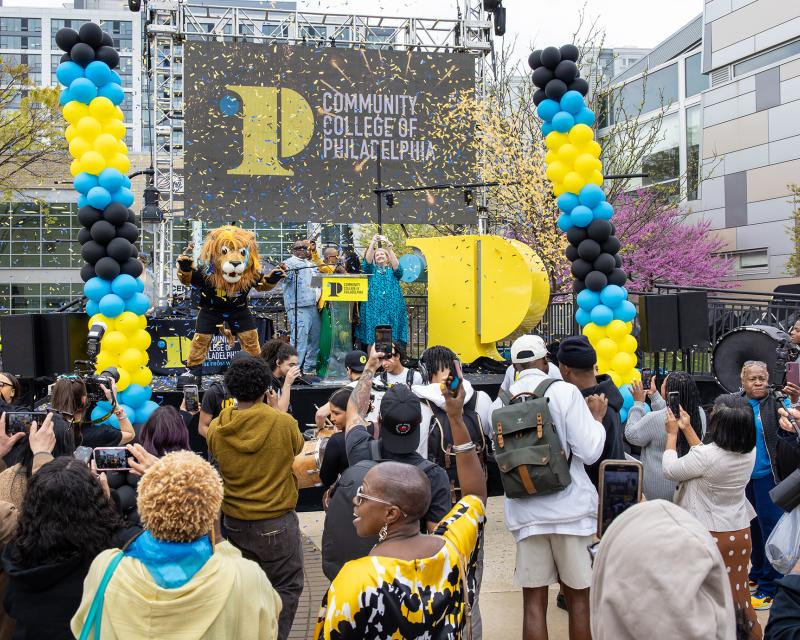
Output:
[88, 313, 116, 331]
[129, 329, 152, 351]
[582, 322, 605, 345]
[63, 101, 89, 125]
[114, 311, 139, 335]
[563, 171, 585, 194]
[608, 370, 623, 387]
[588, 170, 604, 186]
[103, 119, 126, 140]
[596, 337, 618, 361]
[588, 140, 602, 158]
[117, 141, 128, 155]
[546, 160, 568, 183]
[114, 106, 124, 121]
[545, 131, 568, 151]
[557, 143, 578, 165]
[119, 347, 146, 371]
[574, 153, 596, 177]
[65, 124, 77, 143]
[596, 358, 612, 374]
[628, 368, 642, 384]
[612, 352, 635, 374]
[94, 133, 119, 157]
[618, 334, 638, 353]
[80, 150, 106, 175]
[606, 319, 629, 340]
[545, 150, 558, 165]
[552, 182, 566, 197]
[116, 368, 131, 392]
[131, 366, 153, 388]
[89, 96, 116, 122]
[137, 314, 148, 331]
[102, 330, 128, 355]
[76, 116, 102, 140]
[94, 350, 116, 373]
[68, 136, 91, 159]
[568, 123, 594, 146]
[69, 159, 82, 177]
[107, 153, 131, 174]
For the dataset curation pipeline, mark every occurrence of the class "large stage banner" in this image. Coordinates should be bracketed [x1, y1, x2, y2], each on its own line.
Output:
[184, 42, 476, 224]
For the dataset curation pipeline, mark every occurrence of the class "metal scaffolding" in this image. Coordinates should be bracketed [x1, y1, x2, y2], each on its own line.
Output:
[145, 0, 493, 307]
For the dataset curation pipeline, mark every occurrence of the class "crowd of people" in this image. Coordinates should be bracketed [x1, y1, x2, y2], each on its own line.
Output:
[0, 315, 796, 639]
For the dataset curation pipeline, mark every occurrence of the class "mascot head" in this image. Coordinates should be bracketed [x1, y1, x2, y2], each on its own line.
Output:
[199, 226, 262, 291]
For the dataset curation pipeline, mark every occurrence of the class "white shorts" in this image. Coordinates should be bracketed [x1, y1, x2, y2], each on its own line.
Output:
[514, 533, 594, 589]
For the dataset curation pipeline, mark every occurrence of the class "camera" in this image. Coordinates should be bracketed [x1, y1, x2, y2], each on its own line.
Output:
[86, 323, 107, 360]
[770, 468, 800, 512]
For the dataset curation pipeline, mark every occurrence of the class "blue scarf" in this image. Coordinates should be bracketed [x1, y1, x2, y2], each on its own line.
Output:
[126, 531, 213, 589]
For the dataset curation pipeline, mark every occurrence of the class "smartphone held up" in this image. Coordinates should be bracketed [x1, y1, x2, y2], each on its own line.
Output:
[374, 325, 393, 356]
[93, 447, 130, 472]
[597, 459, 643, 538]
[4, 411, 47, 435]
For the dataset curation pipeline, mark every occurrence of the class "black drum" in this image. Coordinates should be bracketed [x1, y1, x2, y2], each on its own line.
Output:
[711, 325, 790, 392]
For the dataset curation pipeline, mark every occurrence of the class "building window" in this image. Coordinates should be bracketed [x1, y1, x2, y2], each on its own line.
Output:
[686, 105, 701, 201]
[299, 24, 327, 41]
[99, 20, 133, 52]
[685, 53, 708, 98]
[0, 18, 42, 49]
[0, 54, 41, 85]
[611, 63, 678, 124]
[733, 38, 800, 77]
[641, 112, 680, 192]
[719, 249, 769, 273]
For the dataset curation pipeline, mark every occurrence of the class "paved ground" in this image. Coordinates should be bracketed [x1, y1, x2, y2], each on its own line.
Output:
[294, 496, 769, 639]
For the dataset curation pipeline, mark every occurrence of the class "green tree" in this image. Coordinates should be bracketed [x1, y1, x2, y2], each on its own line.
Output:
[786, 184, 800, 277]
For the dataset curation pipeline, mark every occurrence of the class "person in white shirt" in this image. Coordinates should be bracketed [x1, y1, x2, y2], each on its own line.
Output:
[489, 334, 606, 640]
[500, 356, 561, 394]
[315, 351, 380, 427]
[379, 344, 423, 388]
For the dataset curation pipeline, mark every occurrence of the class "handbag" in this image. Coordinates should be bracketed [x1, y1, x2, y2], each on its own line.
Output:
[78, 552, 124, 640]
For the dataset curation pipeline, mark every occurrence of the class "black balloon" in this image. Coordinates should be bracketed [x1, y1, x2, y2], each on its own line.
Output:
[569, 77, 589, 97]
[532, 89, 546, 106]
[115, 484, 136, 511]
[554, 60, 578, 84]
[101, 31, 115, 47]
[587, 219, 612, 243]
[567, 226, 588, 247]
[610, 223, 617, 236]
[116, 222, 139, 243]
[571, 258, 593, 280]
[532, 66, 553, 89]
[95, 46, 119, 69]
[70, 42, 95, 66]
[540, 46, 561, 70]
[585, 270, 608, 292]
[565, 245, 579, 262]
[614, 254, 622, 268]
[55, 27, 80, 52]
[573, 279, 586, 294]
[577, 239, 601, 261]
[593, 253, 616, 274]
[81, 240, 106, 265]
[130, 243, 138, 259]
[80, 263, 96, 283]
[560, 44, 580, 62]
[77, 227, 91, 245]
[104, 203, 129, 227]
[528, 49, 542, 70]
[90, 220, 116, 245]
[78, 22, 104, 47]
[544, 78, 568, 101]
[127, 208, 136, 224]
[608, 268, 627, 287]
[120, 258, 143, 278]
[107, 237, 133, 263]
[95, 256, 121, 280]
[78, 205, 103, 228]
[60, 52, 71, 63]
[601, 236, 621, 255]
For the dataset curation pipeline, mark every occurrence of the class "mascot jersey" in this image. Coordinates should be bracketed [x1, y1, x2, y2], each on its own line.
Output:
[184, 268, 258, 334]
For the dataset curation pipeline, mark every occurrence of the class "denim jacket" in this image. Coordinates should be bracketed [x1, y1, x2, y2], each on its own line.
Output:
[282, 255, 318, 309]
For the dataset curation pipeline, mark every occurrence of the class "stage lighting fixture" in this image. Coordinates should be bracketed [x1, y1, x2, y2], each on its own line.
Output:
[385, 193, 396, 208]
[141, 184, 164, 222]
[493, 6, 506, 36]
[483, 0, 501, 11]
[464, 189, 474, 206]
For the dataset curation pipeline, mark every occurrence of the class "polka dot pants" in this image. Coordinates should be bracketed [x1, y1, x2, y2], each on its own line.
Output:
[711, 528, 762, 640]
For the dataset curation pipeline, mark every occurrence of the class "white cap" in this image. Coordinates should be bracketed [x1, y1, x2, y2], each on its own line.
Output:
[511, 334, 548, 364]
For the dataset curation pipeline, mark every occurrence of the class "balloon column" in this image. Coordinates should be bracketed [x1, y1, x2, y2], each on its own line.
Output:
[56, 22, 158, 426]
[531, 44, 640, 415]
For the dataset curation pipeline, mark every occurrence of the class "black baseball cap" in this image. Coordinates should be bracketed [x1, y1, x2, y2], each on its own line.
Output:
[379, 385, 422, 454]
[345, 350, 367, 373]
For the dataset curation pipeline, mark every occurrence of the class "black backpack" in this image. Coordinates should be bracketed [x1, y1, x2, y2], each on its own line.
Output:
[426, 395, 488, 505]
[321, 440, 438, 581]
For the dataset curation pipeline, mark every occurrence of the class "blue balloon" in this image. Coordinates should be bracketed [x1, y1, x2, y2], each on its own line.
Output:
[110, 70, 122, 85]
[600, 284, 627, 308]
[98, 82, 124, 105]
[620, 385, 634, 409]
[556, 213, 573, 232]
[576, 288, 601, 312]
[121, 175, 131, 189]
[77, 194, 89, 209]
[575, 308, 592, 327]
[614, 300, 636, 322]
[570, 205, 594, 228]
[59, 89, 73, 106]
[96, 400, 112, 413]
[134, 400, 160, 425]
[551, 111, 575, 133]
[85, 300, 100, 317]
[73, 172, 99, 195]
[560, 90, 586, 116]
[87, 186, 112, 210]
[110, 187, 134, 207]
[541, 122, 553, 137]
[575, 107, 596, 127]
[557, 192, 580, 214]
[537, 98, 560, 122]
[135, 277, 145, 293]
[56, 61, 84, 87]
[85, 60, 113, 87]
[91, 404, 119, 428]
[69, 77, 98, 104]
[590, 304, 614, 326]
[125, 292, 150, 315]
[111, 274, 138, 299]
[84, 276, 112, 302]
[99, 293, 125, 318]
[98, 168, 125, 192]
[120, 383, 151, 409]
[619, 407, 629, 423]
[593, 201, 614, 220]
[579, 184, 605, 209]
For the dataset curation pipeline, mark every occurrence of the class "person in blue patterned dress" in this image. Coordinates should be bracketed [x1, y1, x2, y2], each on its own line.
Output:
[355, 234, 409, 350]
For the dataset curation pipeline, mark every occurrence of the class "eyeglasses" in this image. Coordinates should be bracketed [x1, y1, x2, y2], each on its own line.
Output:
[0, 381, 12, 389]
[355, 485, 407, 517]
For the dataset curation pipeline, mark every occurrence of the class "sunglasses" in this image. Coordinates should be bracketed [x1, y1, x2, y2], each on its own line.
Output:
[355, 485, 407, 517]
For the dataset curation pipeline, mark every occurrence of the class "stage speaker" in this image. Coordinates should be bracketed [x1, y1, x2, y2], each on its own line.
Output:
[712, 325, 789, 392]
[0, 314, 42, 377]
[677, 291, 710, 348]
[638, 294, 680, 352]
[39, 313, 89, 375]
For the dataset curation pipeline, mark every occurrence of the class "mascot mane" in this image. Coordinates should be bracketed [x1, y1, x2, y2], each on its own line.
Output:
[198, 226, 262, 293]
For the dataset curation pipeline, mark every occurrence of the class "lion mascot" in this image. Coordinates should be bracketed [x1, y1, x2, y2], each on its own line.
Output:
[176, 226, 284, 383]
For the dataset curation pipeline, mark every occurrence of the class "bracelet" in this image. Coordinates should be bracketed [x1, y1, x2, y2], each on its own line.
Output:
[113, 408, 125, 417]
[451, 442, 476, 454]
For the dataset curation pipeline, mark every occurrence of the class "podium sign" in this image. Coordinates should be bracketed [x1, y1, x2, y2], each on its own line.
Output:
[319, 275, 369, 303]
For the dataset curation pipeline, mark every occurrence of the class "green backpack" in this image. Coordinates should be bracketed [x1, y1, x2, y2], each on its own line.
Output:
[492, 378, 572, 499]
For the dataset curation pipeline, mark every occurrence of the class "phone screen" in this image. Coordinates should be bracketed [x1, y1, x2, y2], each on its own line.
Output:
[5, 412, 47, 435]
[786, 362, 800, 387]
[640, 368, 652, 389]
[668, 391, 681, 418]
[183, 385, 200, 413]
[598, 462, 642, 537]
[93, 447, 130, 472]
[374, 325, 393, 356]
[449, 360, 463, 397]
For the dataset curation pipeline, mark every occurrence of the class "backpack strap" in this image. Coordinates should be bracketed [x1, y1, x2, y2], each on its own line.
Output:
[497, 388, 512, 406]
[533, 378, 559, 398]
[369, 438, 382, 461]
[406, 368, 415, 387]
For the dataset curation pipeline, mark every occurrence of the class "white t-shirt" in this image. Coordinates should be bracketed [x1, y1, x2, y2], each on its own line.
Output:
[500, 362, 562, 394]
[381, 367, 423, 387]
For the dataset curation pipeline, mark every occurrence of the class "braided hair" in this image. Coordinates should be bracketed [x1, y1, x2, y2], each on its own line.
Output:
[665, 371, 703, 456]
[421, 345, 457, 382]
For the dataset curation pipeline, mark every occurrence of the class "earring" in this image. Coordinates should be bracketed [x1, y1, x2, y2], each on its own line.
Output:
[378, 522, 389, 542]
